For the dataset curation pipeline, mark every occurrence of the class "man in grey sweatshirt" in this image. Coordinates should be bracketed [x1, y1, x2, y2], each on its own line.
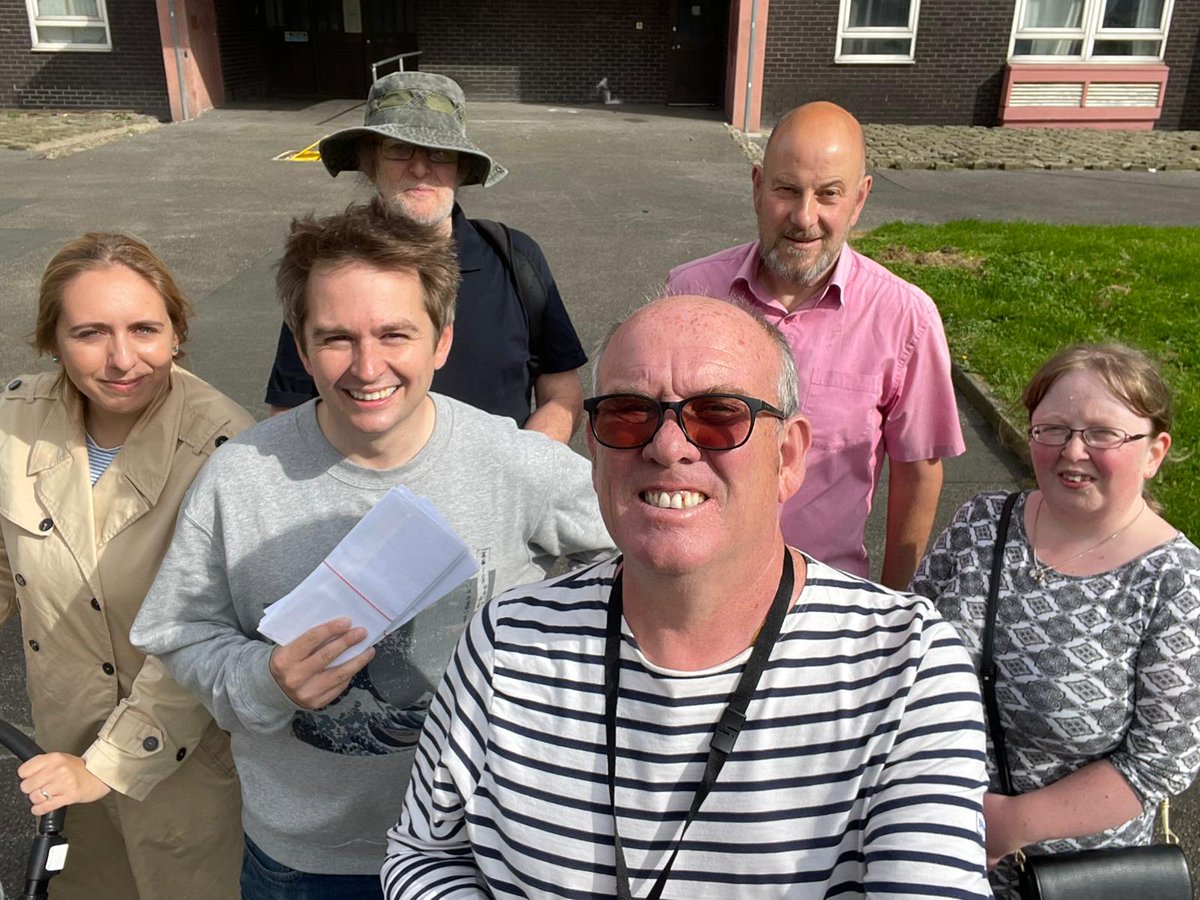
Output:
[131, 202, 614, 899]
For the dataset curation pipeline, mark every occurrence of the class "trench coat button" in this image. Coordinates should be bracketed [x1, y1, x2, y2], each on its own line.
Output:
[176, 747, 187, 761]
[38, 518, 53, 532]
[14, 574, 25, 587]
[90, 598, 101, 611]
[28, 640, 39, 652]
[6, 379, 20, 390]
[142, 736, 159, 752]
[101, 662, 115, 676]
[214, 435, 228, 447]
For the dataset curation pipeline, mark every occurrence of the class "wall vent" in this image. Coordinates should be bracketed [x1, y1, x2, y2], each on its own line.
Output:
[1009, 83, 1085, 107]
[1085, 83, 1160, 107]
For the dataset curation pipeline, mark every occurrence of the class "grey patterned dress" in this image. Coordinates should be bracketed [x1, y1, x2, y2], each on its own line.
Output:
[911, 491, 1200, 899]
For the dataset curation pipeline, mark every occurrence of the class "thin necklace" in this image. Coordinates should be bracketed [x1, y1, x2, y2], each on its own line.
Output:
[1029, 495, 1147, 584]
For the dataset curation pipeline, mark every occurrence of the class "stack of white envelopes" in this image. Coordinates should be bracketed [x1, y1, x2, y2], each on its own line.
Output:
[258, 486, 479, 667]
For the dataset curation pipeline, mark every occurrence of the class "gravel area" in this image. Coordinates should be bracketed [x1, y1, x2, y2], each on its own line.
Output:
[0, 109, 159, 156]
[733, 122, 1200, 171]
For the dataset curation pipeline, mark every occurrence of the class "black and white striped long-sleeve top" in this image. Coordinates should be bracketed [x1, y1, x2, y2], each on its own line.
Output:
[384, 556, 991, 899]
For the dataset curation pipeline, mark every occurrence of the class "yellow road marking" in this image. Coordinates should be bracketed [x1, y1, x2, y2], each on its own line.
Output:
[274, 141, 322, 162]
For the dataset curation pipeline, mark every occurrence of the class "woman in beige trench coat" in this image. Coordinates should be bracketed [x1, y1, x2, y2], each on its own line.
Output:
[0, 233, 255, 898]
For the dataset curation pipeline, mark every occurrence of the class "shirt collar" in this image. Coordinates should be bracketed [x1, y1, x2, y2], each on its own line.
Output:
[740, 242, 852, 312]
[451, 203, 486, 273]
[30, 368, 188, 505]
[823, 246, 853, 307]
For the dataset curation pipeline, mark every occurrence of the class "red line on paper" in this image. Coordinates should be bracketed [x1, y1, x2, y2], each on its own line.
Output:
[322, 561, 391, 624]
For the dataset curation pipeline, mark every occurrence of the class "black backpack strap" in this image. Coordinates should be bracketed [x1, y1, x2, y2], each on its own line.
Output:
[471, 218, 550, 379]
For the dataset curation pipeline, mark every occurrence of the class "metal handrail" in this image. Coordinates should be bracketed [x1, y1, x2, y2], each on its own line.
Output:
[370, 50, 422, 83]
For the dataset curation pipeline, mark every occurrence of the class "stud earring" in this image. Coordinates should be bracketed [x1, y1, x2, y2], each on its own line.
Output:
[50, 354, 60, 363]
[171, 345, 179, 357]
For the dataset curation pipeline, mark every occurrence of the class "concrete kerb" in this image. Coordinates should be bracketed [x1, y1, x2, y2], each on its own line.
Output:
[951, 365, 1032, 471]
[30, 123, 160, 159]
[725, 123, 763, 164]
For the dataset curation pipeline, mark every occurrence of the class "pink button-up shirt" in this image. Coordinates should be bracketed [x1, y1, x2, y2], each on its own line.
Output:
[666, 242, 964, 576]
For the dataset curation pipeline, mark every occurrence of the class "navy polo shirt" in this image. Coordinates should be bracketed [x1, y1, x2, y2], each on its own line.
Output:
[264, 205, 586, 426]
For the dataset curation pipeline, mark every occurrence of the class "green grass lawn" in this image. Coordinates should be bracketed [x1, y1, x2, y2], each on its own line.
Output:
[855, 222, 1200, 536]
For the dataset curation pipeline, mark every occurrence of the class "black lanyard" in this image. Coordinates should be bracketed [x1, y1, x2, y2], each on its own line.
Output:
[603, 551, 796, 900]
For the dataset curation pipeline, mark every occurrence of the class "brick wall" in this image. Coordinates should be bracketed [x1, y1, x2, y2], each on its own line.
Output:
[0, 0, 171, 118]
[417, 0, 671, 104]
[761, 0, 1014, 126]
[214, 0, 265, 101]
[1161, 1, 1199, 130]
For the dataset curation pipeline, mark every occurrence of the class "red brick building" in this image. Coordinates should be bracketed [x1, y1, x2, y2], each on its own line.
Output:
[2, 0, 1197, 130]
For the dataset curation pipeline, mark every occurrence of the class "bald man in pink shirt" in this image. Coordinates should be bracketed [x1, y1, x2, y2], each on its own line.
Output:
[666, 101, 964, 588]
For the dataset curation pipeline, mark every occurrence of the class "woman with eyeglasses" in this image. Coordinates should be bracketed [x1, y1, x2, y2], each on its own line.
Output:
[910, 343, 1200, 898]
[0, 233, 253, 898]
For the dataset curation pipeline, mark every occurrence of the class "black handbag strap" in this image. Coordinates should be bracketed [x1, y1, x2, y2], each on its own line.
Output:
[981, 491, 1021, 797]
[604, 551, 795, 900]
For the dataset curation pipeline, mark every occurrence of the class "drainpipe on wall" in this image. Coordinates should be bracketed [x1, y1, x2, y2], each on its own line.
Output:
[742, 0, 759, 134]
[166, 0, 189, 121]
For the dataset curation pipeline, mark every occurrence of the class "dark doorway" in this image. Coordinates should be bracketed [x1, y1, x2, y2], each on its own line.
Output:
[263, 0, 418, 98]
[667, 0, 728, 106]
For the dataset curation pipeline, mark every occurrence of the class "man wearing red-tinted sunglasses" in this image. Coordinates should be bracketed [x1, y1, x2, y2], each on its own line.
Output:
[384, 295, 990, 900]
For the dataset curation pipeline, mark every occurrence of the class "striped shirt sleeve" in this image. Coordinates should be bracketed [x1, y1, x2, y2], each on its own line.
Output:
[861, 615, 989, 898]
[383, 599, 496, 898]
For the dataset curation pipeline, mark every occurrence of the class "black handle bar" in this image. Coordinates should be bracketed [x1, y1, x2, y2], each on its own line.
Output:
[0, 719, 66, 832]
[0, 719, 42, 763]
[0, 718, 70, 900]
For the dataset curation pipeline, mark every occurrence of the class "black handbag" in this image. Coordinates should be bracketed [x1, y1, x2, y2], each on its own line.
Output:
[981, 493, 1193, 900]
[1017, 842, 1190, 900]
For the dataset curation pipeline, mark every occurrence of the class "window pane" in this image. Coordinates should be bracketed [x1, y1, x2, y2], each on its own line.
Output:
[1092, 38, 1162, 55]
[37, 24, 106, 43]
[37, 0, 100, 17]
[1102, 0, 1164, 29]
[314, 0, 341, 32]
[273, 0, 309, 30]
[1013, 37, 1084, 55]
[847, 0, 911, 29]
[842, 37, 913, 55]
[1021, 0, 1085, 29]
[677, 1, 722, 40]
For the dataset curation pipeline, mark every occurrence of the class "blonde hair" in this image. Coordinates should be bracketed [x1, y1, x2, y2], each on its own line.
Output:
[1023, 343, 1172, 435]
[34, 233, 192, 358]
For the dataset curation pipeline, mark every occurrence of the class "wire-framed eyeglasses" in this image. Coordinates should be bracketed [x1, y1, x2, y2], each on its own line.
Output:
[378, 140, 460, 165]
[1028, 424, 1148, 450]
[584, 393, 787, 451]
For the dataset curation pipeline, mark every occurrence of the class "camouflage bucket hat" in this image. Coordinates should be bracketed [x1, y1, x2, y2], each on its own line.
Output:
[318, 71, 507, 187]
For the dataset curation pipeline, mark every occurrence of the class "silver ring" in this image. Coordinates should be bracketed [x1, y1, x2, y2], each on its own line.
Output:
[38, 788, 51, 801]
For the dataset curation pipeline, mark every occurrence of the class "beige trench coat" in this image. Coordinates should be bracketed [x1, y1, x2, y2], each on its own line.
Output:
[0, 368, 255, 899]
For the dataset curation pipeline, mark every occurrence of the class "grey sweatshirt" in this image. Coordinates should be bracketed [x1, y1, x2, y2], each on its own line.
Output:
[131, 395, 614, 874]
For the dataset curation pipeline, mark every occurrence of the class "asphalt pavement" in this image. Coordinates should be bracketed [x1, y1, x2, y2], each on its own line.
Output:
[0, 100, 1198, 895]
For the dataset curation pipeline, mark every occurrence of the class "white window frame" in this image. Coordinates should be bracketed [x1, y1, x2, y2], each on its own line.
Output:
[836, 0, 921, 64]
[1008, 0, 1174, 63]
[25, 0, 112, 52]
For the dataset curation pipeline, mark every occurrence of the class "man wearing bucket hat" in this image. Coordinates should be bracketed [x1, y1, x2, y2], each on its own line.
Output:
[264, 72, 587, 442]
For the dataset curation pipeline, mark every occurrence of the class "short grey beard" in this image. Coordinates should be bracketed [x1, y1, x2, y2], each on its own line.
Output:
[376, 181, 457, 230]
[386, 199, 454, 229]
[761, 239, 841, 288]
